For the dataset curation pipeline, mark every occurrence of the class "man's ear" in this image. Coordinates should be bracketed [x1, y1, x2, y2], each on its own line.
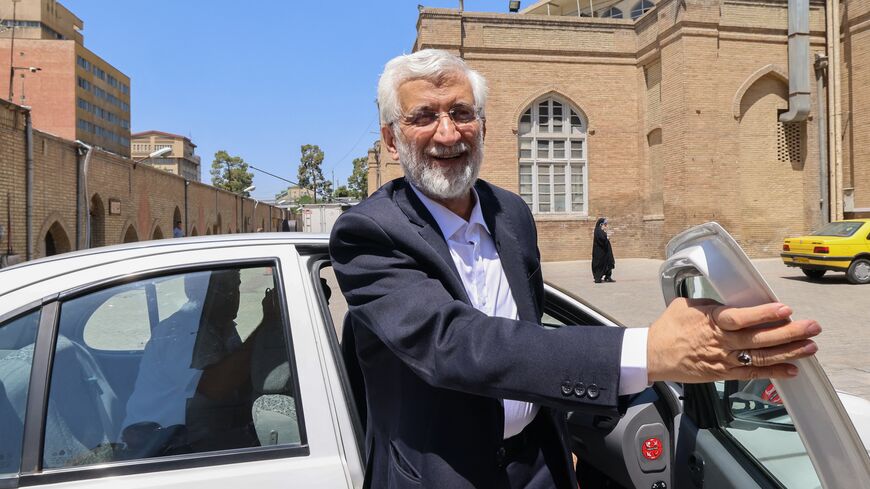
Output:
[381, 125, 400, 160]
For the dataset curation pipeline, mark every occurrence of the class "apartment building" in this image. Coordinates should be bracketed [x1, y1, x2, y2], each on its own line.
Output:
[132, 130, 201, 182]
[0, 0, 131, 155]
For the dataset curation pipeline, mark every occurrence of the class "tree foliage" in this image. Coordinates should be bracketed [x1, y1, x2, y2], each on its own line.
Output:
[347, 156, 369, 199]
[211, 150, 254, 196]
[297, 144, 332, 201]
[334, 185, 351, 198]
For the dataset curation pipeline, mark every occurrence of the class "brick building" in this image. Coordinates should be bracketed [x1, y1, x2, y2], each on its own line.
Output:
[0, 99, 283, 264]
[370, 0, 869, 261]
[1, 0, 131, 156]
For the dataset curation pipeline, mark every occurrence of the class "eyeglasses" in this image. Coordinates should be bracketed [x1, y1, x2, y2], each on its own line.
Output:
[399, 104, 481, 129]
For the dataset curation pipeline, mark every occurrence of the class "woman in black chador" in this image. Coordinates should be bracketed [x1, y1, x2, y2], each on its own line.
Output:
[591, 217, 615, 283]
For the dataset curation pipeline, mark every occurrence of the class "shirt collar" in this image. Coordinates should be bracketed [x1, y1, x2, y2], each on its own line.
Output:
[409, 183, 490, 241]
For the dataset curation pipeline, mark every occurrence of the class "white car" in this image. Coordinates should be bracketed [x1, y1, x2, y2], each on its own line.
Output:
[0, 226, 867, 489]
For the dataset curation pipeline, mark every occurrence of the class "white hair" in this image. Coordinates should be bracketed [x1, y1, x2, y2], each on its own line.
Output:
[377, 49, 489, 125]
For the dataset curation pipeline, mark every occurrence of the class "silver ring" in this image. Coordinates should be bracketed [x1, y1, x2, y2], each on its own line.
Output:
[737, 350, 753, 366]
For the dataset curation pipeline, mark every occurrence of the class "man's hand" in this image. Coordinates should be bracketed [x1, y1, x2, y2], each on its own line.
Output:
[647, 298, 821, 383]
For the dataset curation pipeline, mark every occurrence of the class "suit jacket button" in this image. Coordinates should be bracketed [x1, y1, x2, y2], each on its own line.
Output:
[587, 383, 600, 400]
[561, 380, 573, 396]
[573, 382, 586, 397]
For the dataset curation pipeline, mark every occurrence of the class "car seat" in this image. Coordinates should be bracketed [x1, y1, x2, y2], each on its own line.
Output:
[249, 288, 300, 446]
[42, 336, 119, 468]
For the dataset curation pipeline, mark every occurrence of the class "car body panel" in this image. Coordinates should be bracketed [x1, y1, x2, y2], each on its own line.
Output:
[781, 220, 870, 272]
[0, 235, 362, 489]
[1, 232, 868, 489]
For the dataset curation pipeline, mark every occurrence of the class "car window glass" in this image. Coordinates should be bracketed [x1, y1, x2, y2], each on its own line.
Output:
[83, 285, 151, 351]
[0, 310, 40, 478]
[44, 265, 303, 470]
[687, 274, 818, 488]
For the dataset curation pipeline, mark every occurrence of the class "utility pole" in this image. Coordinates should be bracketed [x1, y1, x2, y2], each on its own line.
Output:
[8, 0, 21, 101]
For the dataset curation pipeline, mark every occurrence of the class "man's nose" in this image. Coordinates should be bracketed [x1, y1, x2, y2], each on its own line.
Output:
[432, 114, 462, 146]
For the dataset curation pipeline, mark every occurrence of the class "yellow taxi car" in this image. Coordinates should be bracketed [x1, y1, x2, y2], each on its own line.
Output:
[781, 219, 870, 284]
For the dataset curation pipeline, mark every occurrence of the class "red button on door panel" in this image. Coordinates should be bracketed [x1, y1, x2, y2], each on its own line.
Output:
[642, 437, 663, 461]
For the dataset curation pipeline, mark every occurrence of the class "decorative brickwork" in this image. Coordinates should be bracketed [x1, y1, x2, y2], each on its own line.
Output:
[369, 0, 870, 260]
[0, 100, 283, 262]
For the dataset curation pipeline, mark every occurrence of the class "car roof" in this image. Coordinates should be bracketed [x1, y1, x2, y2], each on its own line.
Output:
[0, 233, 329, 298]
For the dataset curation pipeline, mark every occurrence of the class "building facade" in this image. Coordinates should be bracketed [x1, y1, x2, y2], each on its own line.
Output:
[0, 99, 282, 265]
[370, 0, 868, 261]
[132, 130, 202, 182]
[0, 0, 131, 156]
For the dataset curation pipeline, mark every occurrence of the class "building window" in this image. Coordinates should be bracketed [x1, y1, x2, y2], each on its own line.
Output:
[600, 7, 623, 18]
[631, 0, 655, 19]
[518, 97, 587, 214]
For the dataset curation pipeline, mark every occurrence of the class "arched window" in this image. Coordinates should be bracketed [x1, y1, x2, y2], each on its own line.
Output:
[630, 0, 655, 19]
[518, 97, 587, 214]
[600, 7, 623, 18]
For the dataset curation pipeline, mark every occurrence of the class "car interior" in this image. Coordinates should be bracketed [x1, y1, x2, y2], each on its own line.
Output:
[0, 264, 304, 475]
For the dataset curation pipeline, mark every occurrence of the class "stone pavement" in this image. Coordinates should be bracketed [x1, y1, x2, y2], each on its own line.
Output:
[542, 258, 870, 401]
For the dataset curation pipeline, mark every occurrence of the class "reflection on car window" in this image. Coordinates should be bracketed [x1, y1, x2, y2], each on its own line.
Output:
[44, 265, 303, 469]
[0, 311, 39, 477]
[84, 286, 150, 350]
[714, 379, 820, 488]
[811, 221, 863, 237]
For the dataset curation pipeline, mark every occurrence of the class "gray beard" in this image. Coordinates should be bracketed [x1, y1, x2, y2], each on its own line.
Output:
[395, 128, 483, 200]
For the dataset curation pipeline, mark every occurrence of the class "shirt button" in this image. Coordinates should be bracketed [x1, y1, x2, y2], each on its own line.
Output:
[573, 382, 586, 398]
[560, 380, 573, 396]
[587, 384, 600, 400]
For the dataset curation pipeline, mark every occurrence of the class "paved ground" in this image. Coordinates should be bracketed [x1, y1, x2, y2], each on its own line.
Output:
[543, 258, 870, 401]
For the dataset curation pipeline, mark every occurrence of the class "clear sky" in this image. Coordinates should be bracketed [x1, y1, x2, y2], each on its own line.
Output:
[60, 0, 513, 200]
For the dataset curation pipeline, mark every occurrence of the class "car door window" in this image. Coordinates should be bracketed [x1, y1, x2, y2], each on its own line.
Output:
[684, 276, 818, 488]
[43, 265, 304, 470]
[0, 310, 40, 478]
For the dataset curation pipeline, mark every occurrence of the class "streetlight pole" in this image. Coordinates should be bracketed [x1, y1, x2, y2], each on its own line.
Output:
[7, 0, 21, 102]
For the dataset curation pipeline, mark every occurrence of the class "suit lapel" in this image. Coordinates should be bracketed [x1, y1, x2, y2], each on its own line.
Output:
[393, 179, 470, 304]
[476, 183, 539, 323]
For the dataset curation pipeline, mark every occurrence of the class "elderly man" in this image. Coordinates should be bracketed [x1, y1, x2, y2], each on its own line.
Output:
[329, 49, 820, 489]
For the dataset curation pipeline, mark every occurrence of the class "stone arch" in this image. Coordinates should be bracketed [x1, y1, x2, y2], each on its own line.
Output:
[89, 193, 106, 248]
[511, 88, 590, 133]
[190, 226, 199, 237]
[152, 225, 164, 240]
[122, 225, 138, 243]
[43, 221, 72, 257]
[118, 217, 138, 243]
[36, 212, 73, 257]
[736, 73, 804, 254]
[214, 214, 223, 235]
[173, 206, 182, 235]
[732, 65, 789, 119]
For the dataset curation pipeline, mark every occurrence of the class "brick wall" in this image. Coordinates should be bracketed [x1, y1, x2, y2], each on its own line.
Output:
[370, 0, 844, 260]
[0, 99, 282, 262]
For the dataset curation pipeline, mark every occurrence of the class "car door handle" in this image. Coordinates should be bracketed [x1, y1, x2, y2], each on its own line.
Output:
[688, 452, 705, 488]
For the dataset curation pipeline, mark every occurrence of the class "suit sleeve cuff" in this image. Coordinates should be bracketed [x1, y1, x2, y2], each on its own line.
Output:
[618, 327, 649, 396]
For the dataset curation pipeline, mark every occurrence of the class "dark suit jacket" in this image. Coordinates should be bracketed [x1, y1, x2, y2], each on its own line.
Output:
[329, 178, 625, 489]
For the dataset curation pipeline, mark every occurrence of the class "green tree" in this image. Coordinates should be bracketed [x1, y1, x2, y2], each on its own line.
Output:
[347, 156, 369, 199]
[334, 185, 351, 198]
[211, 150, 254, 196]
[297, 144, 330, 202]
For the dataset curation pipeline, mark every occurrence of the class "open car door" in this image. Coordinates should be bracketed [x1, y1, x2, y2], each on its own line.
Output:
[661, 222, 870, 488]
